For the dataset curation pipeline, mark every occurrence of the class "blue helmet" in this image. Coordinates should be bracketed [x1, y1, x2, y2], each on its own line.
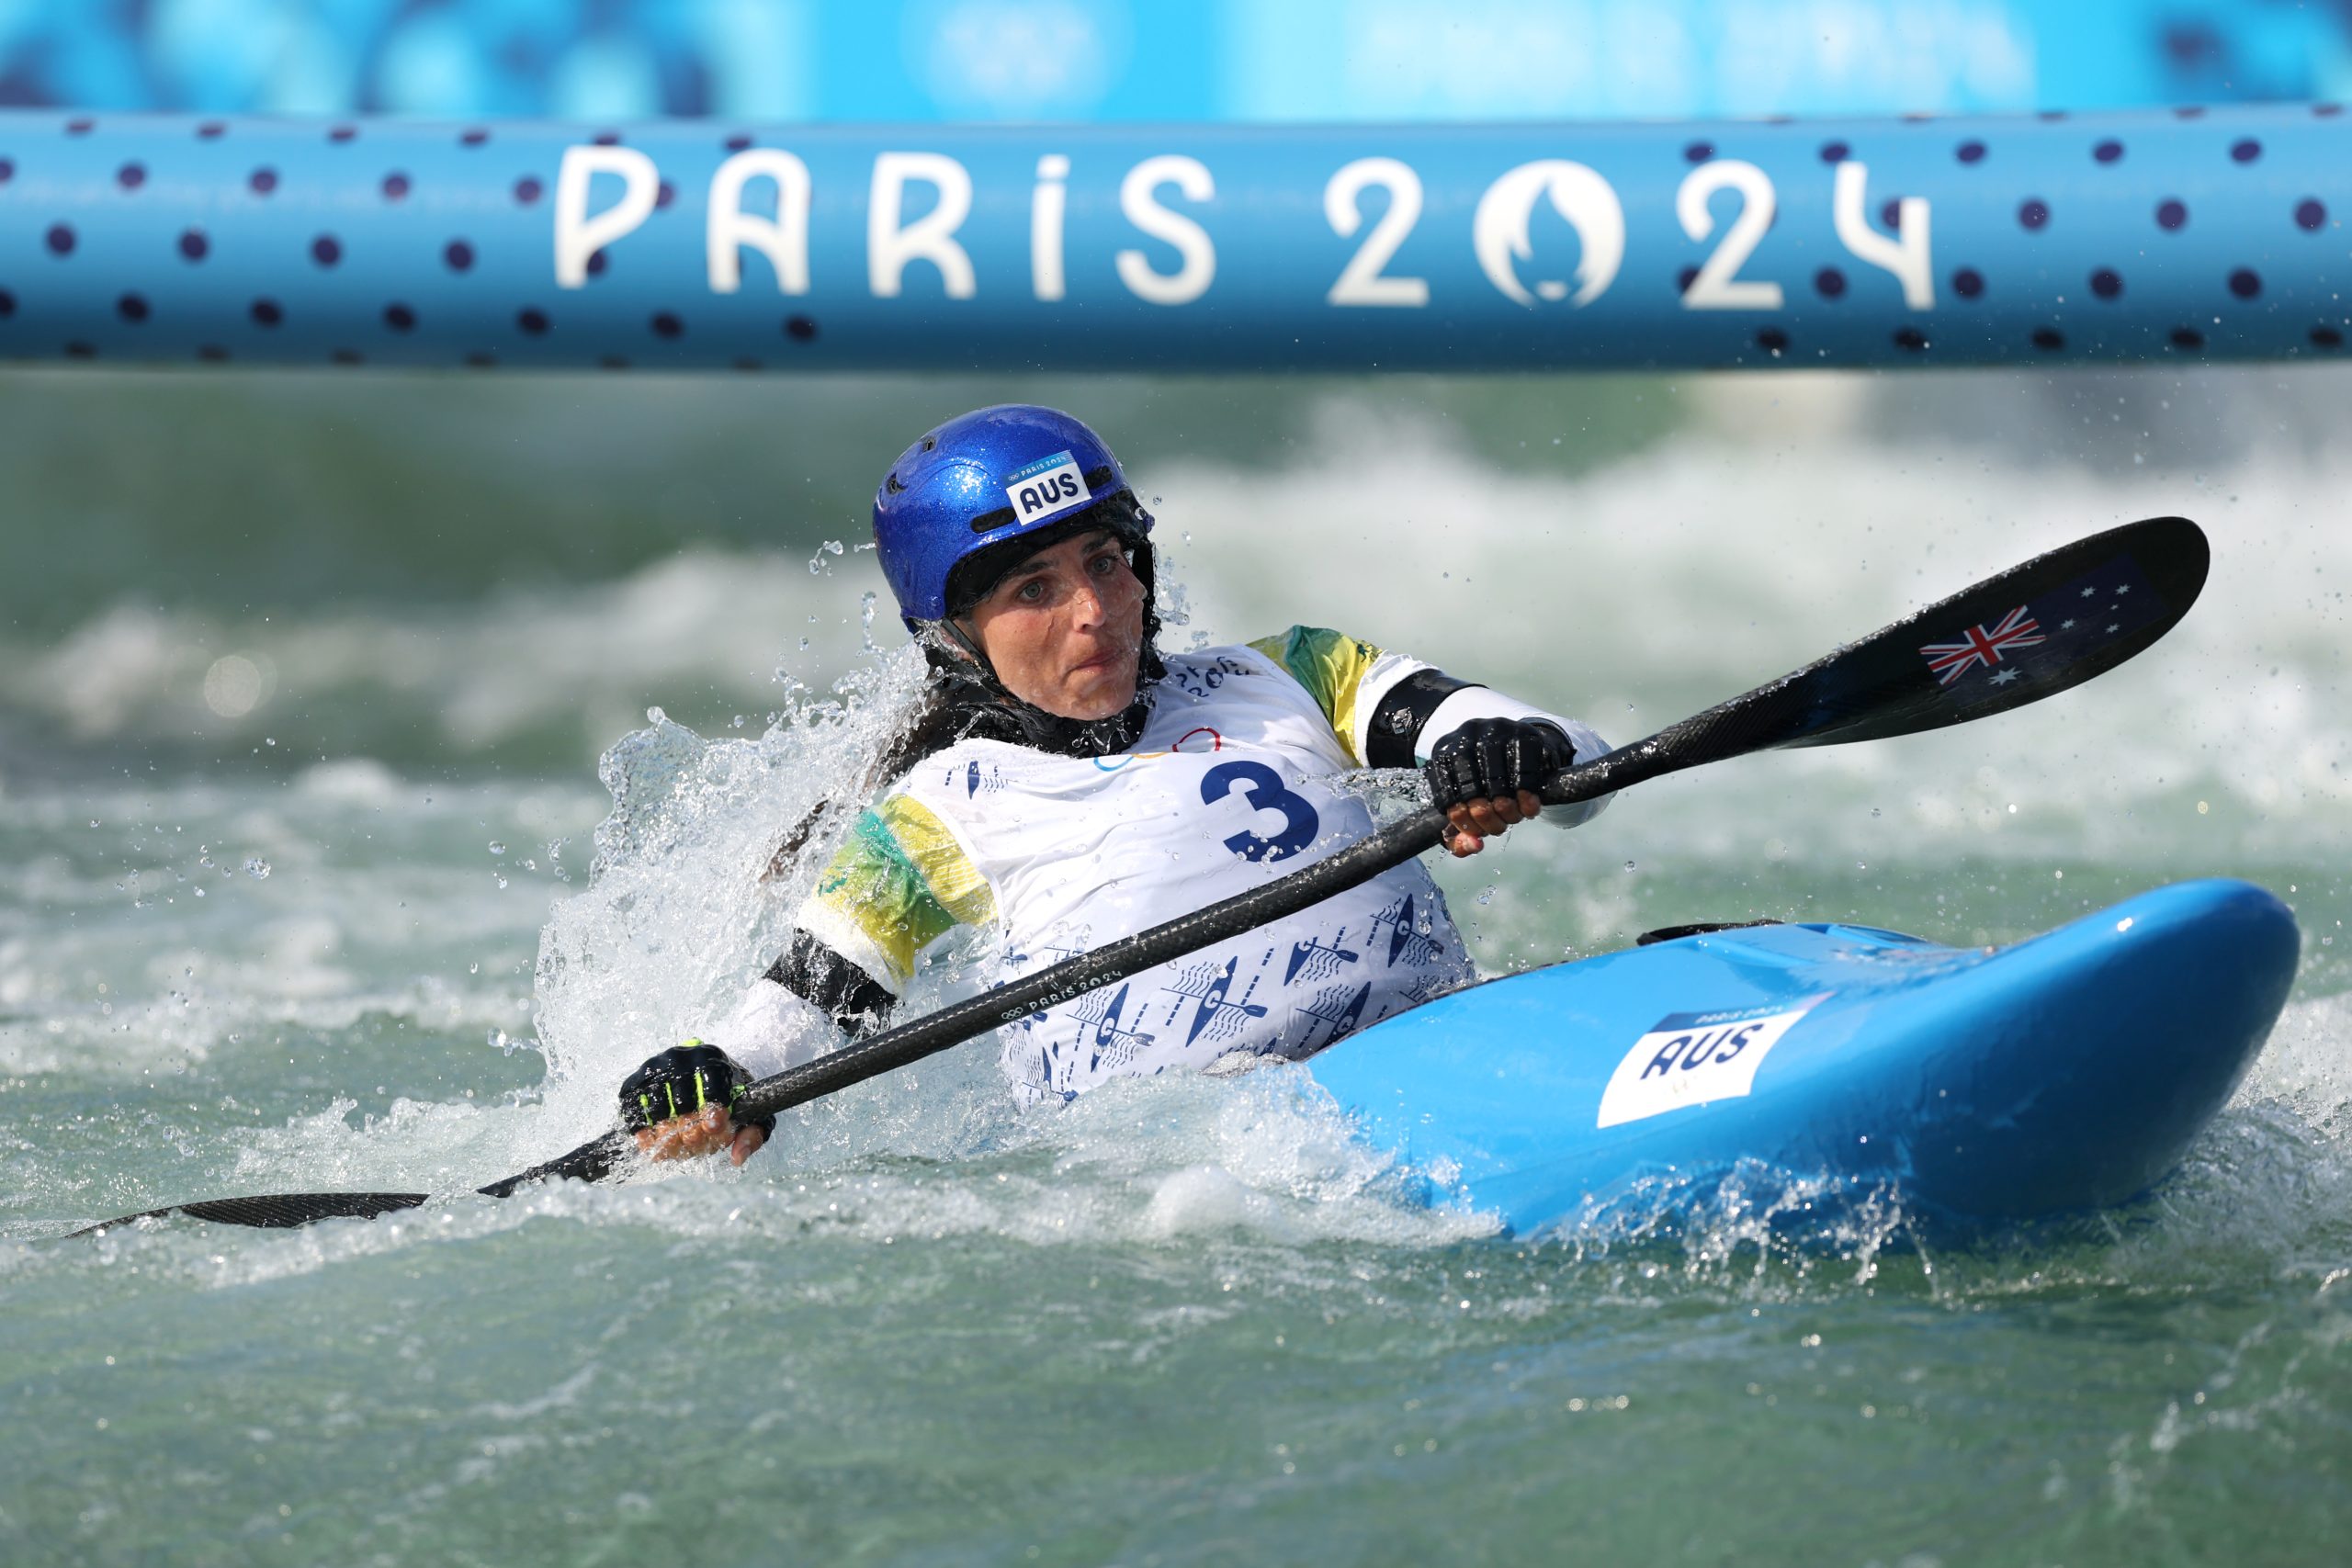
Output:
[874, 404, 1152, 627]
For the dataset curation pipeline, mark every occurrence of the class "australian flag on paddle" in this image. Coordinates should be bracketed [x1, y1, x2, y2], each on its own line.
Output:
[1916, 554, 2166, 697]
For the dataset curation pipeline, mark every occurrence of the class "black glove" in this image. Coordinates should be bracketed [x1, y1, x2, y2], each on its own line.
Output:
[1425, 718, 1577, 812]
[618, 1040, 776, 1139]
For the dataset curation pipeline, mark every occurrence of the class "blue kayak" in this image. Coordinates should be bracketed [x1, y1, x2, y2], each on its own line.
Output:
[1306, 879, 2299, 1233]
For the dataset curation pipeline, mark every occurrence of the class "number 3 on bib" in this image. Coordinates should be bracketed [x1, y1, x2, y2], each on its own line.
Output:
[1200, 760, 1321, 863]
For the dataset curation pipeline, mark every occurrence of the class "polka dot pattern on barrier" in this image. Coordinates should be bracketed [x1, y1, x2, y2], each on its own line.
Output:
[0, 107, 2339, 371]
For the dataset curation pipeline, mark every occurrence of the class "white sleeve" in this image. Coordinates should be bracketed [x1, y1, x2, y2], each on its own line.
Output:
[1419, 685, 1614, 829]
[701, 977, 837, 1079]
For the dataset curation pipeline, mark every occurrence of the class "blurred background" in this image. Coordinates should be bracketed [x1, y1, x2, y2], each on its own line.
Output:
[2, 0, 2347, 120]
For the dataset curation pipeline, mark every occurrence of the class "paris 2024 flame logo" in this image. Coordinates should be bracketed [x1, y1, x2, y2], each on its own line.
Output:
[1471, 159, 1625, 308]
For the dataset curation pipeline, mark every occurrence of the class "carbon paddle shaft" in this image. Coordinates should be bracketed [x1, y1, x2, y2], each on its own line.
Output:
[67, 807, 1452, 1234]
[71, 517, 2206, 1234]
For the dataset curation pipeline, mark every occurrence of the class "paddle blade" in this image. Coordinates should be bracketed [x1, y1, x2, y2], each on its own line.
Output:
[1774, 515, 2206, 749]
[1547, 516, 2207, 802]
[69, 1190, 430, 1236]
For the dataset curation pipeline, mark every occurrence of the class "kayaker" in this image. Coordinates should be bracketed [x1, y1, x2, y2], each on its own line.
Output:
[622, 403, 1614, 1165]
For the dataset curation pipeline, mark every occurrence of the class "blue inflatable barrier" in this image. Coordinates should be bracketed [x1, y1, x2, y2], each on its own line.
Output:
[0, 107, 2344, 372]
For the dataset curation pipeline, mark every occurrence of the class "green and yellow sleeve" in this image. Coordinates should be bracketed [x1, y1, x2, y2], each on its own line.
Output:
[797, 794, 997, 994]
[1249, 625, 1388, 764]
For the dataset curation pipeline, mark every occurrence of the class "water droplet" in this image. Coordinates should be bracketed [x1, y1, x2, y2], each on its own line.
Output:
[487, 840, 507, 855]
[469, 963, 479, 974]
[243, 857, 270, 879]
[1623, 860, 1636, 872]
[1870, 807, 1882, 818]
[2197, 800, 2210, 814]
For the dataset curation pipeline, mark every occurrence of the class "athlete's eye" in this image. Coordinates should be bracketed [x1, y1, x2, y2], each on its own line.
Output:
[1087, 550, 1121, 576]
[1015, 578, 1047, 603]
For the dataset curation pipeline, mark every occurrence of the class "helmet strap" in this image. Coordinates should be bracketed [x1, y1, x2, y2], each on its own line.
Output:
[939, 615, 999, 682]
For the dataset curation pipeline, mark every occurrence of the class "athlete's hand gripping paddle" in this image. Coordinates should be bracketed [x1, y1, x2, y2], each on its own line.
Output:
[66, 517, 2209, 1235]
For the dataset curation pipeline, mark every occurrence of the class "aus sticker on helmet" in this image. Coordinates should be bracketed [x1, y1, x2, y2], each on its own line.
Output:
[1004, 450, 1091, 525]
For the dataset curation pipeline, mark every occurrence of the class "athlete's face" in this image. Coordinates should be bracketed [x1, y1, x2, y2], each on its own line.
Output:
[965, 529, 1146, 720]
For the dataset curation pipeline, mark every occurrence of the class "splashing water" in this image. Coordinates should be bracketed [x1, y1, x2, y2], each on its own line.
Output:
[4, 378, 2349, 1564]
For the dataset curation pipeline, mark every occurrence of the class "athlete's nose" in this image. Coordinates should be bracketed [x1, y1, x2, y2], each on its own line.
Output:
[1069, 573, 1107, 628]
